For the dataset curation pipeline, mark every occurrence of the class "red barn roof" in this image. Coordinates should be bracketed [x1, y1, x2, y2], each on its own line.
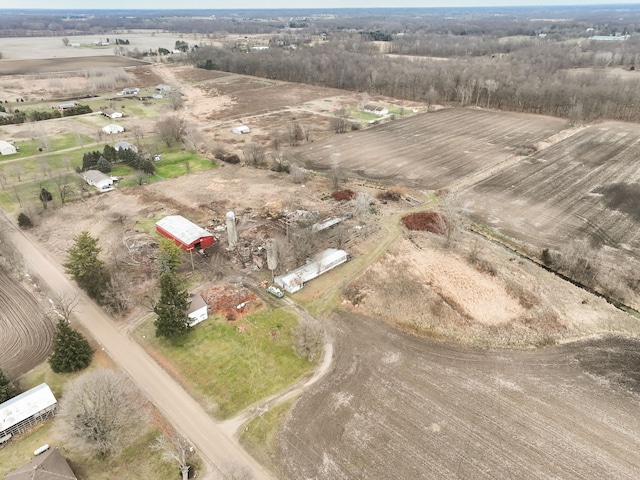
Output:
[156, 215, 215, 251]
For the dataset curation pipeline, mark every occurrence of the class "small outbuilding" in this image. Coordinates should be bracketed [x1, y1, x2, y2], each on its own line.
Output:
[114, 141, 138, 153]
[5, 447, 77, 480]
[121, 87, 139, 95]
[155, 84, 172, 92]
[0, 384, 57, 442]
[102, 124, 124, 135]
[57, 102, 76, 111]
[187, 294, 208, 326]
[81, 170, 114, 191]
[232, 125, 251, 134]
[0, 140, 17, 156]
[156, 215, 215, 252]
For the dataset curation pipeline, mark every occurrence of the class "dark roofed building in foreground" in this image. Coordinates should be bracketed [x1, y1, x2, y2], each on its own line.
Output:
[5, 447, 77, 480]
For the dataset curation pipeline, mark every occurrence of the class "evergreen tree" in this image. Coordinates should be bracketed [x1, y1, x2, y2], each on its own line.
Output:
[154, 273, 191, 339]
[96, 156, 112, 173]
[49, 319, 93, 373]
[17, 212, 33, 228]
[0, 369, 17, 403]
[63, 232, 110, 304]
[157, 237, 183, 276]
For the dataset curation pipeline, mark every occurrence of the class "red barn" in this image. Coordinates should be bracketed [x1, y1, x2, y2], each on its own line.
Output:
[156, 215, 215, 251]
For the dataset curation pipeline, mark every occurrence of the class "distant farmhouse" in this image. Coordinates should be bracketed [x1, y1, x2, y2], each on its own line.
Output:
[81, 170, 114, 191]
[114, 141, 138, 153]
[120, 87, 139, 96]
[0, 384, 57, 446]
[101, 108, 123, 119]
[363, 104, 389, 116]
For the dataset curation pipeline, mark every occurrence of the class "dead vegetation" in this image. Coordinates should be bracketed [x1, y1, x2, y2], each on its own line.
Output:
[401, 211, 445, 233]
[200, 285, 261, 321]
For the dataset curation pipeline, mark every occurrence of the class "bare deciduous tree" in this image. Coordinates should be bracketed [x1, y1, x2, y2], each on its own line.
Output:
[156, 115, 186, 147]
[0, 168, 6, 189]
[49, 292, 79, 322]
[290, 164, 309, 184]
[438, 192, 466, 249]
[242, 142, 265, 167]
[222, 463, 254, 480]
[53, 173, 73, 204]
[152, 434, 194, 480]
[327, 156, 344, 191]
[57, 369, 147, 456]
[294, 319, 324, 361]
[332, 109, 350, 134]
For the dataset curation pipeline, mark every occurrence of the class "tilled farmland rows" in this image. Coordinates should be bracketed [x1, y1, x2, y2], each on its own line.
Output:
[277, 313, 640, 479]
[467, 121, 640, 255]
[293, 108, 567, 189]
[0, 264, 54, 378]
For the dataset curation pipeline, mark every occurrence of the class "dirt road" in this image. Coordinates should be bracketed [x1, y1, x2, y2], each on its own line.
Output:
[1, 213, 271, 480]
[277, 312, 640, 479]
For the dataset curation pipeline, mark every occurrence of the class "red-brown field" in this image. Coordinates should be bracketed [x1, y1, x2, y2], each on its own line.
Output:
[291, 108, 567, 188]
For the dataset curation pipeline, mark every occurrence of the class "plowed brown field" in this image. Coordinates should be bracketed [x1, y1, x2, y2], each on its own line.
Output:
[292, 108, 566, 188]
[0, 264, 54, 378]
[277, 313, 640, 479]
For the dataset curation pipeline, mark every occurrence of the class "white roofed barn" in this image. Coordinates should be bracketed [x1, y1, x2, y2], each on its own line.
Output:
[156, 215, 215, 252]
[0, 384, 57, 443]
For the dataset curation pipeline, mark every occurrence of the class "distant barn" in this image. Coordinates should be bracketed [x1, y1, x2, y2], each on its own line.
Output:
[156, 215, 215, 252]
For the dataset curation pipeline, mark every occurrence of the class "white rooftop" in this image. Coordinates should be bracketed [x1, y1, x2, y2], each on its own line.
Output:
[0, 384, 56, 432]
[156, 215, 213, 246]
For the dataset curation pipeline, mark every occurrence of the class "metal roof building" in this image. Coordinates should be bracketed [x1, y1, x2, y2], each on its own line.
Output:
[156, 215, 215, 252]
[275, 248, 348, 293]
[0, 384, 57, 442]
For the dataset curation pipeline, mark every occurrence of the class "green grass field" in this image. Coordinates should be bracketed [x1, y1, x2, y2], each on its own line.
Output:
[134, 307, 313, 419]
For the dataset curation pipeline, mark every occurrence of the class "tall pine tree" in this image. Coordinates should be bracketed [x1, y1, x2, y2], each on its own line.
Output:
[63, 231, 110, 304]
[154, 273, 191, 339]
[49, 319, 93, 373]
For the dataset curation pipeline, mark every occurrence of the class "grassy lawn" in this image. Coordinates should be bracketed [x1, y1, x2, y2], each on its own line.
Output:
[0, 423, 177, 480]
[240, 398, 295, 471]
[1, 134, 94, 162]
[153, 148, 216, 179]
[134, 307, 313, 419]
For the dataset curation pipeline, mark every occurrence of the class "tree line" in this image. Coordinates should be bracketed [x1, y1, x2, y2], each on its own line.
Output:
[184, 31, 640, 122]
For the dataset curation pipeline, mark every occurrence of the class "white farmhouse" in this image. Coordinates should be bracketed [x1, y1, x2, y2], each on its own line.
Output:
[363, 104, 389, 116]
[81, 170, 114, 191]
[187, 294, 209, 326]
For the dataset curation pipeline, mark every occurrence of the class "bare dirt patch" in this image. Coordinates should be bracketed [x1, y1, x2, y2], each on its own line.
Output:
[276, 313, 640, 479]
[0, 56, 148, 75]
[200, 285, 261, 321]
[291, 108, 567, 188]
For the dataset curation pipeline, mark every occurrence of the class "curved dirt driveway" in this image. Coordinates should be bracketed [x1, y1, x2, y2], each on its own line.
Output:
[1, 213, 271, 480]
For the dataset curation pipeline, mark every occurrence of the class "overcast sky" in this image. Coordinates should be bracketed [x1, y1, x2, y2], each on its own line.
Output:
[8, 1, 640, 10]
